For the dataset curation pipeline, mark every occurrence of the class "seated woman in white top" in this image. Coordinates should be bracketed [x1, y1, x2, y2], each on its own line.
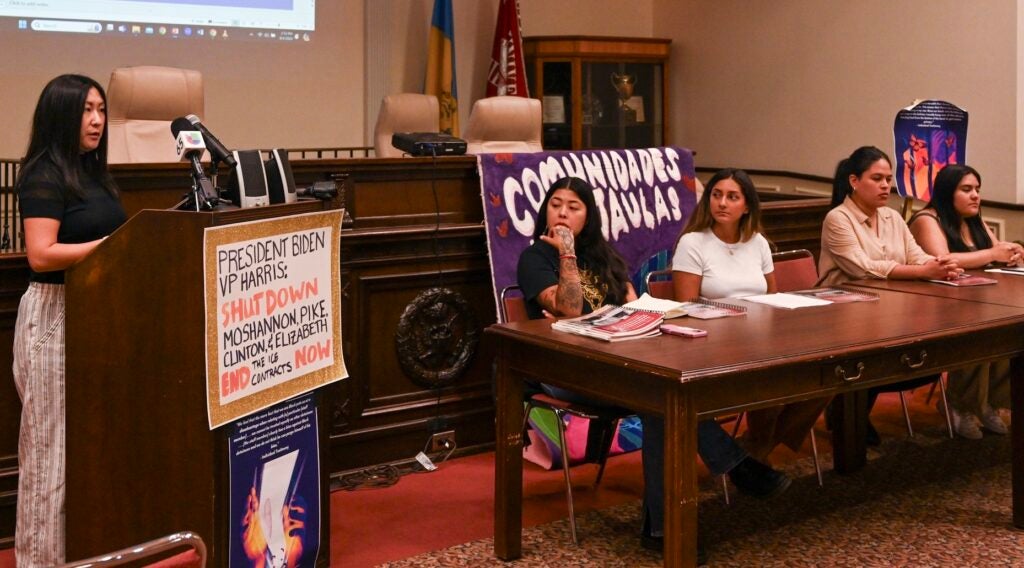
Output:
[908, 164, 1020, 438]
[671, 168, 828, 460]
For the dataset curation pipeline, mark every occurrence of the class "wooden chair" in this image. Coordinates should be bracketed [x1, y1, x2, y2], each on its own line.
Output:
[895, 201, 955, 438]
[499, 285, 632, 544]
[645, 270, 674, 302]
[59, 531, 206, 567]
[772, 249, 953, 440]
[766, 249, 826, 485]
[771, 248, 819, 293]
[646, 254, 825, 488]
[643, 269, 752, 500]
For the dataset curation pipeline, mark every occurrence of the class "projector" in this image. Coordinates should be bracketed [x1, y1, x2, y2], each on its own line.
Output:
[391, 132, 467, 156]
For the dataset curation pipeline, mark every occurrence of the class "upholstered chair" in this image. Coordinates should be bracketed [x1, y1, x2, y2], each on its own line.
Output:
[463, 96, 543, 154]
[106, 66, 205, 163]
[373, 94, 441, 158]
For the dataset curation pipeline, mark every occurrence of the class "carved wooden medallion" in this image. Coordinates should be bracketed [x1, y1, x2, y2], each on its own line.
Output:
[395, 287, 479, 388]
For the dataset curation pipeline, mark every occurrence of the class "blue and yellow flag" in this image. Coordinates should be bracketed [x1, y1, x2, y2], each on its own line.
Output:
[425, 0, 459, 135]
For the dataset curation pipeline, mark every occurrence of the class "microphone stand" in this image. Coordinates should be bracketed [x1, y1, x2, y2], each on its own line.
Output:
[184, 153, 219, 211]
[209, 161, 220, 198]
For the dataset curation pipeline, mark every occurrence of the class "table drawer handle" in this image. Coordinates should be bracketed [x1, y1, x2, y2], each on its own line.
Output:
[900, 350, 928, 369]
[835, 362, 865, 382]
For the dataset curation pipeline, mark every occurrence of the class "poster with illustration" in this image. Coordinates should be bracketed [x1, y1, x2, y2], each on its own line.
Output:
[893, 100, 968, 201]
[229, 393, 320, 567]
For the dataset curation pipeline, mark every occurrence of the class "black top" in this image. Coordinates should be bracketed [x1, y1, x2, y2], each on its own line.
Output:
[516, 241, 612, 320]
[18, 156, 126, 284]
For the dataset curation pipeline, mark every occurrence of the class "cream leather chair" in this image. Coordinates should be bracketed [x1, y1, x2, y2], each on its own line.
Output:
[106, 66, 205, 163]
[463, 96, 543, 154]
[373, 94, 440, 158]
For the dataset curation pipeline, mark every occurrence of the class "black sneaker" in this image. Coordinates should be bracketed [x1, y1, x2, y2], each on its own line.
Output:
[641, 532, 708, 566]
[728, 456, 792, 499]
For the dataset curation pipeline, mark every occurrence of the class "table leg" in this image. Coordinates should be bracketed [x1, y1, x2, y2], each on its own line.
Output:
[494, 347, 524, 559]
[831, 390, 867, 474]
[1012, 355, 1024, 529]
[663, 388, 698, 568]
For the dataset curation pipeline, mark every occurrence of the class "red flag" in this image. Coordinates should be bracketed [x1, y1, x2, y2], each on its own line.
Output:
[486, 0, 529, 97]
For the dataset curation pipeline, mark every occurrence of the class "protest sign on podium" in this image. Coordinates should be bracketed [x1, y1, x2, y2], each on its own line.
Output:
[64, 198, 344, 567]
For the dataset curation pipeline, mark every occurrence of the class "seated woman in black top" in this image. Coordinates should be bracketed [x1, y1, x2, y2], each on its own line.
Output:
[13, 74, 126, 565]
[908, 165, 1020, 438]
[517, 177, 789, 563]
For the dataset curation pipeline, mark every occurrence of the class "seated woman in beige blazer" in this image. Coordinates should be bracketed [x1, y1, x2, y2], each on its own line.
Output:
[817, 146, 961, 445]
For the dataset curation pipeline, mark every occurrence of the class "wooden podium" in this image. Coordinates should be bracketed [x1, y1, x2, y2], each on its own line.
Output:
[64, 199, 338, 566]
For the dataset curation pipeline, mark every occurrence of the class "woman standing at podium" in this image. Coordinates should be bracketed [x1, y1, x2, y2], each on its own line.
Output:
[12, 74, 126, 566]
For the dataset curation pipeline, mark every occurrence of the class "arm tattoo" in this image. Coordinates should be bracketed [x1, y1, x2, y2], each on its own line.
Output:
[556, 256, 583, 314]
[554, 226, 576, 255]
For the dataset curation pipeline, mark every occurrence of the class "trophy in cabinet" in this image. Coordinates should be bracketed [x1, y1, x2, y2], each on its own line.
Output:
[610, 72, 637, 125]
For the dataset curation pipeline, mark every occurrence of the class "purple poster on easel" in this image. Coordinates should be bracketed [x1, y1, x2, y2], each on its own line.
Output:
[893, 100, 968, 201]
[229, 393, 320, 567]
[478, 147, 697, 321]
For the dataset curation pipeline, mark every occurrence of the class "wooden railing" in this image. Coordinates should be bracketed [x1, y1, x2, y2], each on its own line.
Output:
[0, 159, 21, 253]
[284, 146, 375, 160]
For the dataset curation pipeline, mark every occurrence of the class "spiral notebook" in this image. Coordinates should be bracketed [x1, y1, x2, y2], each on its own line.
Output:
[620, 293, 747, 320]
[551, 304, 663, 342]
[621, 293, 690, 319]
[792, 287, 880, 303]
[928, 274, 997, 287]
[678, 298, 747, 319]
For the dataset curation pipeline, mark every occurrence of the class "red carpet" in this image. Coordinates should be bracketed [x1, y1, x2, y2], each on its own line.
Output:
[332, 448, 645, 567]
[0, 391, 953, 567]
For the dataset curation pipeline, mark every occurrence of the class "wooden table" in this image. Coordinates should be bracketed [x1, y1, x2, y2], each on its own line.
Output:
[847, 270, 1024, 307]
[488, 289, 1024, 567]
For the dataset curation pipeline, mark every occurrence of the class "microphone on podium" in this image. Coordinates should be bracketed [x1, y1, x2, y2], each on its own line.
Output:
[184, 114, 237, 169]
[171, 118, 218, 211]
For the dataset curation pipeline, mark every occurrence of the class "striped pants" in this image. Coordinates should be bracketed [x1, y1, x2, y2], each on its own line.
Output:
[12, 283, 66, 567]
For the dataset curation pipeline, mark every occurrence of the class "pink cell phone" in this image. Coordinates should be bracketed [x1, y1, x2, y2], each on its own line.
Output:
[660, 324, 707, 338]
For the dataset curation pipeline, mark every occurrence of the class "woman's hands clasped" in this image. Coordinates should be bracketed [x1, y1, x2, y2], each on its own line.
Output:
[921, 255, 963, 280]
[991, 241, 1024, 267]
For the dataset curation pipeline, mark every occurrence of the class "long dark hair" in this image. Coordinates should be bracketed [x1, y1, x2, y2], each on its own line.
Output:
[17, 74, 118, 200]
[831, 146, 891, 208]
[926, 164, 992, 252]
[533, 177, 631, 304]
[680, 168, 763, 241]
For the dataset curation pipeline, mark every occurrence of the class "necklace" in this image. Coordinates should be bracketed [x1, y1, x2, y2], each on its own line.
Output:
[713, 228, 741, 255]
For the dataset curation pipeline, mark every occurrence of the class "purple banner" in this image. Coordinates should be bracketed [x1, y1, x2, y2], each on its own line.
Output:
[121, 0, 294, 9]
[893, 100, 968, 201]
[479, 147, 697, 320]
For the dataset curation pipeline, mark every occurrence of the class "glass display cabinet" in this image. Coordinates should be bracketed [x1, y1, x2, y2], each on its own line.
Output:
[524, 36, 671, 150]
